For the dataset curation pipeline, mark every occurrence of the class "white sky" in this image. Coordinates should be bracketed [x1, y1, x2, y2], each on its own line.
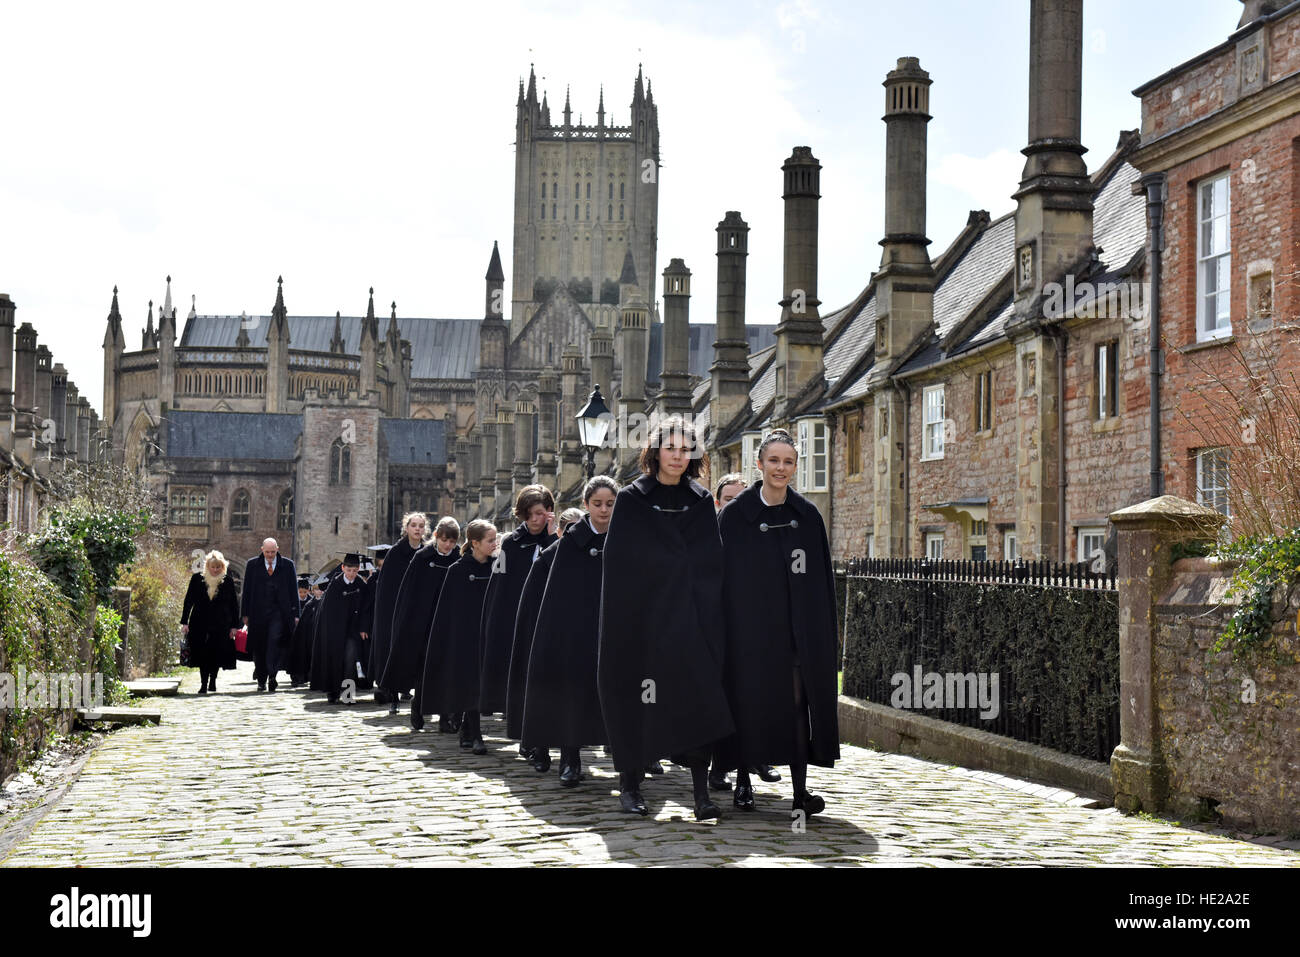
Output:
[1, 0, 1243, 409]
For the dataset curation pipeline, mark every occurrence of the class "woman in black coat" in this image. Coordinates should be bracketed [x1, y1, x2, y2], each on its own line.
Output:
[523, 478, 618, 785]
[598, 415, 734, 820]
[181, 550, 241, 694]
[719, 428, 840, 819]
[372, 512, 429, 712]
[420, 520, 498, 755]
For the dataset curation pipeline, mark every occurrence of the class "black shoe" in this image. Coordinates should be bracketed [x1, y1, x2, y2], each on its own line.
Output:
[400, 692, 412, 701]
[559, 763, 582, 787]
[410, 711, 424, 732]
[388, 701, 399, 716]
[644, 761, 664, 775]
[258, 681, 267, 692]
[520, 746, 536, 762]
[619, 788, 647, 815]
[197, 686, 207, 695]
[532, 750, 551, 773]
[733, 783, 755, 810]
[471, 737, 487, 755]
[751, 764, 782, 783]
[208, 680, 216, 693]
[793, 791, 826, 816]
[708, 770, 732, 791]
[459, 735, 473, 750]
[327, 694, 338, 704]
[694, 797, 722, 821]
[438, 717, 453, 734]
[447, 713, 462, 733]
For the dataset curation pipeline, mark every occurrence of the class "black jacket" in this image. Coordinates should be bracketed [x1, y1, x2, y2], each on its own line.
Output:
[419, 551, 493, 715]
[597, 474, 734, 771]
[239, 554, 300, 651]
[505, 540, 559, 741]
[181, 573, 240, 669]
[479, 525, 557, 712]
[382, 544, 460, 692]
[309, 573, 373, 697]
[522, 517, 608, 748]
[369, 538, 419, 688]
[719, 483, 840, 768]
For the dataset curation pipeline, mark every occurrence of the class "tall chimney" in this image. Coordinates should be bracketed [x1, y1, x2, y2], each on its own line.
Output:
[50, 362, 68, 455]
[773, 147, 824, 422]
[35, 346, 53, 445]
[658, 258, 693, 415]
[589, 314, 614, 417]
[710, 212, 750, 445]
[478, 420, 497, 519]
[64, 381, 80, 459]
[495, 404, 515, 515]
[536, 366, 560, 483]
[558, 344, 586, 498]
[0, 294, 14, 418]
[13, 322, 37, 437]
[513, 399, 536, 489]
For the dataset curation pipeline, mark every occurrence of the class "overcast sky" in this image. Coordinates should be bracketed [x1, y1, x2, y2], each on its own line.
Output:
[1, 0, 1243, 409]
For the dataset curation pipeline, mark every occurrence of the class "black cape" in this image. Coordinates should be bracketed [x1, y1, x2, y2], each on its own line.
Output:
[180, 574, 239, 671]
[479, 525, 557, 712]
[381, 544, 460, 692]
[504, 541, 559, 741]
[597, 475, 734, 772]
[309, 574, 373, 697]
[287, 596, 319, 682]
[719, 483, 841, 768]
[368, 539, 418, 689]
[522, 517, 608, 748]
[419, 552, 493, 714]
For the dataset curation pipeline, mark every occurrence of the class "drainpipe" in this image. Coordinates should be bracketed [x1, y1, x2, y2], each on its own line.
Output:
[1057, 328, 1068, 562]
[1141, 172, 1166, 499]
[895, 379, 912, 557]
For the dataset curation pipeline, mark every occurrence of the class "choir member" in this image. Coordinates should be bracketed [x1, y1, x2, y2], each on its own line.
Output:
[372, 513, 430, 712]
[310, 553, 374, 704]
[287, 574, 317, 687]
[719, 428, 840, 818]
[598, 415, 734, 820]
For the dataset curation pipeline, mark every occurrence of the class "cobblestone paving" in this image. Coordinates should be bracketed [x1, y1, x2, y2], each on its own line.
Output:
[2, 663, 1296, 867]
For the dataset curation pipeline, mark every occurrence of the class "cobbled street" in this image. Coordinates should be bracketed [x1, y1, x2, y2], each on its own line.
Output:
[2, 663, 1296, 868]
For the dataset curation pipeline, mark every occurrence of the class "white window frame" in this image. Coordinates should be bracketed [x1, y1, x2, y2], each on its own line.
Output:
[740, 432, 762, 486]
[1196, 447, 1230, 517]
[796, 418, 828, 492]
[1197, 172, 1232, 342]
[1003, 531, 1019, 562]
[925, 532, 945, 561]
[865, 533, 875, 559]
[1077, 526, 1106, 564]
[922, 384, 946, 460]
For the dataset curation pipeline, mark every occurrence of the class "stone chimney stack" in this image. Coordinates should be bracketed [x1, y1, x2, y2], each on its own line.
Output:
[478, 420, 497, 520]
[773, 147, 824, 422]
[558, 344, 586, 498]
[589, 314, 614, 416]
[658, 258, 693, 415]
[495, 404, 515, 516]
[13, 322, 37, 437]
[710, 212, 750, 445]
[0, 294, 14, 419]
[64, 381, 80, 459]
[35, 346, 53, 446]
[513, 399, 536, 488]
[50, 362, 68, 456]
[536, 366, 560, 484]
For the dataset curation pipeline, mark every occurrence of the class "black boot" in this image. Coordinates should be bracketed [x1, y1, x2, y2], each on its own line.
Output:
[558, 747, 582, 787]
[619, 770, 647, 815]
[438, 715, 453, 734]
[531, 747, 551, 773]
[644, 760, 664, 775]
[692, 764, 720, 821]
[410, 707, 424, 732]
[792, 790, 826, 817]
[708, 766, 732, 791]
[751, 764, 782, 783]
[733, 768, 755, 811]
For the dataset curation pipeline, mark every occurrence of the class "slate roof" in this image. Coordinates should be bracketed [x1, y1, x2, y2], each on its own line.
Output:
[380, 418, 448, 466]
[180, 315, 481, 381]
[167, 410, 301, 460]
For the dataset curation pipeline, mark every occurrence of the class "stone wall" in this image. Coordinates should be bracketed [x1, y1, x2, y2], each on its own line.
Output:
[1153, 559, 1300, 831]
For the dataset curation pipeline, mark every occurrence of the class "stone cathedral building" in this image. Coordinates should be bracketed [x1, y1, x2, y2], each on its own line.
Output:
[101, 65, 775, 574]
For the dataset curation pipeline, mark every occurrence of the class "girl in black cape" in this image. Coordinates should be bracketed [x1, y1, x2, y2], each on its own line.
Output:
[506, 506, 585, 770]
[420, 520, 498, 755]
[180, 550, 240, 694]
[523, 479, 618, 785]
[310, 554, 374, 704]
[598, 415, 734, 820]
[371, 513, 429, 712]
[719, 428, 840, 818]
[479, 484, 556, 739]
[287, 575, 317, 686]
[384, 516, 461, 731]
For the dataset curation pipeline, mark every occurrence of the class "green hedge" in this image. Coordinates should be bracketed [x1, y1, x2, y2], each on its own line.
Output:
[842, 577, 1120, 761]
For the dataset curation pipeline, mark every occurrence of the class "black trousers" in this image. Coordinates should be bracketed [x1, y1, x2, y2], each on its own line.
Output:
[253, 616, 285, 683]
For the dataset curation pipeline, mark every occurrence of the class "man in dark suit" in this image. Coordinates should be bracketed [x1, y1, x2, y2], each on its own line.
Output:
[240, 538, 300, 692]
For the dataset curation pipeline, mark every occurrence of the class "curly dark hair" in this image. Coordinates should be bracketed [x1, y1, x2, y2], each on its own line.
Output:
[637, 415, 705, 480]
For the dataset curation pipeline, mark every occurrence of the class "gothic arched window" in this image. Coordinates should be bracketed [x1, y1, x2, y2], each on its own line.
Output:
[330, 439, 351, 486]
[230, 489, 251, 530]
[608, 182, 614, 201]
[574, 204, 579, 220]
[551, 203, 556, 219]
[277, 489, 294, 530]
[608, 204, 613, 221]
[619, 204, 624, 221]
[586, 182, 591, 199]
[620, 182, 625, 200]
[540, 203, 545, 219]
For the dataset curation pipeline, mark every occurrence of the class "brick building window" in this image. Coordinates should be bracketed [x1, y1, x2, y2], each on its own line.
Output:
[796, 418, 828, 492]
[922, 385, 946, 460]
[845, 411, 862, 477]
[278, 490, 294, 530]
[974, 371, 993, 432]
[741, 432, 762, 485]
[925, 532, 944, 560]
[1196, 447, 1230, 516]
[1003, 531, 1019, 561]
[230, 490, 251, 530]
[1095, 339, 1119, 420]
[330, 439, 351, 486]
[1197, 172, 1231, 342]
[1077, 526, 1106, 564]
[169, 487, 208, 526]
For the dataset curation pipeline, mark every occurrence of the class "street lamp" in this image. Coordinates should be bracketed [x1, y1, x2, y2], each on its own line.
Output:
[575, 384, 612, 480]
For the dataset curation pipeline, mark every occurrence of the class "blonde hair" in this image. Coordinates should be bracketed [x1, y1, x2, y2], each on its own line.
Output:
[202, 550, 228, 600]
[557, 507, 585, 535]
[434, 516, 461, 542]
[461, 519, 497, 556]
[401, 511, 431, 544]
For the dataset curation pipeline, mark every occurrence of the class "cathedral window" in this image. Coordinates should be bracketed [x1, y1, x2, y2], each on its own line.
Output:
[620, 182, 625, 200]
[278, 489, 294, 530]
[619, 205, 624, 221]
[574, 204, 579, 220]
[540, 204, 545, 219]
[608, 204, 613, 221]
[551, 182, 557, 199]
[169, 487, 208, 526]
[330, 439, 352, 485]
[586, 204, 590, 221]
[230, 489, 251, 530]
[609, 182, 614, 201]
[552, 204, 556, 219]
[586, 182, 591, 199]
